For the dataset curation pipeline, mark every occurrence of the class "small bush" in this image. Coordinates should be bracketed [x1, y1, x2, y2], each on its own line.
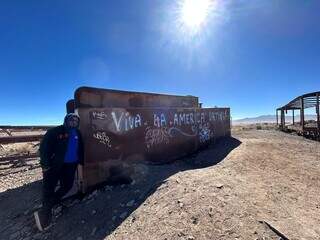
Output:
[256, 125, 262, 130]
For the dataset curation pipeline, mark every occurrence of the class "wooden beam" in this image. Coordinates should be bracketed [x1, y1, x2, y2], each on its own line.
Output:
[281, 109, 285, 129]
[292, 109, 295, 125]
[317, 93, 320, 130]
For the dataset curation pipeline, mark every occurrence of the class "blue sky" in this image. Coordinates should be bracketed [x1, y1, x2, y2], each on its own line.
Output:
[1, 0, 320, 124]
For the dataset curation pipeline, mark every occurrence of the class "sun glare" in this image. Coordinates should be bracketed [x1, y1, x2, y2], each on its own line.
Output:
[179, 0, 214, 34]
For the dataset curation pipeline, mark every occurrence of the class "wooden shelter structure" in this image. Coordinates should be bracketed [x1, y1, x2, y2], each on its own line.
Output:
[276, 91, 320, 139]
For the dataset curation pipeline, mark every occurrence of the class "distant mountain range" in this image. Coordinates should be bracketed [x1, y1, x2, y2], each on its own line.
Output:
[232, 114, 317, 125]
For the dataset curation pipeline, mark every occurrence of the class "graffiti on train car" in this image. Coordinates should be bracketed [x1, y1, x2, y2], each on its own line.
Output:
[145, 127, 171, 149]
[93, 130, 112, 147]
[198, 123, 212, 143]
[111, 112, 142, 132]
[89, 109, 229, 149]
[91, 110, 228, 131]
[92, 111, 108, 120]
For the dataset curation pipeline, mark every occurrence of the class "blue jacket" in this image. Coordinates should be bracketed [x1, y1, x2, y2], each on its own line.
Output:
[39, 125, 84, 168]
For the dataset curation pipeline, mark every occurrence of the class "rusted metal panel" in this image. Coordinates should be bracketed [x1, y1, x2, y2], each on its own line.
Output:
[0, 135, 43, 144]
[75, 86, 199, 108]
[0, 126, 54, 130]
[78, 107, 230, 191]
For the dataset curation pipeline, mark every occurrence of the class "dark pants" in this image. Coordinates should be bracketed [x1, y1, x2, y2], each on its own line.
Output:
[42, 163, 78, 216]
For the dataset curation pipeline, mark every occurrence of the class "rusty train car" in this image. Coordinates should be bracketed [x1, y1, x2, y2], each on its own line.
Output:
[69, 87, 230, 192]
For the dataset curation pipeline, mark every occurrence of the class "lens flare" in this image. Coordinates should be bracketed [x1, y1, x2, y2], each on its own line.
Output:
[178, 0, 214, 35]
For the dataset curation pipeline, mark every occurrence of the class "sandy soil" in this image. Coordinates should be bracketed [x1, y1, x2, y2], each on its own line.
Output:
[0, 128, 319, 240]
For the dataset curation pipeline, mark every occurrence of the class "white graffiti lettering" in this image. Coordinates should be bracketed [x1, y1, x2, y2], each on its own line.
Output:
[201, 112, 205, 123]
[92, 111, 107, 120]
[111, 112, 124, 132]
[199, 123, 213, 143]
[93, 131, 111, 147]
[208, 112, 226, 122]
[179, 113, 185, 125]
[172, 112, 194, 126]
[173, 113, 179, 126]
[145, 127, 170, 149]
[153, 113, 167, 127]
[167, 127, 197, 137]
[112, 111, 142, 132]
[135, 114, 142, 128]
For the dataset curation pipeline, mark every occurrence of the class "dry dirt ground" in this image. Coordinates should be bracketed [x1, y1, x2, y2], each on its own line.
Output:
[0, 127, 319, 240]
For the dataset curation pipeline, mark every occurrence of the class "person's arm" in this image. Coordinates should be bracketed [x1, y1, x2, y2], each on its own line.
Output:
[78, 130, 84, 166]
[77, 130, 85, 187]
[39, 129, 55, 170]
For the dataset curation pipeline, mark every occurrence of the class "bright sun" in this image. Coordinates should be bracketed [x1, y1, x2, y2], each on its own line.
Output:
[179, 0, 213, 34]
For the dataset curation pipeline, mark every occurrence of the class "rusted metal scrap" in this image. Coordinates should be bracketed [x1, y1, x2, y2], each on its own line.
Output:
[259, 220, 290, 240]
[0, 126, 54, 144]
[0, 135, 44, 144]
[0, 125, 54, 130]
[0, 153, 39, 163]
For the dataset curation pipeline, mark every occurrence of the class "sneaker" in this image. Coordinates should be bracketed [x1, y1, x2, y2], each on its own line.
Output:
[34, 209, 51, 231]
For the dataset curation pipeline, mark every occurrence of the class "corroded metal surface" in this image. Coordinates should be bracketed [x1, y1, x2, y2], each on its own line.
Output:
[0, 153, 38, 163]
[75, 86, 199, 108]
[78, 107, 230, 191]
[0, 135, 43, 144]
[0, 126, 54, 130]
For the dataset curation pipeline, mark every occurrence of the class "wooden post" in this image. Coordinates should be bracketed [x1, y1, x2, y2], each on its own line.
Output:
[292, 109, 295, 125]
[281, 109, 285, 129]
[280, 109, 282, 129]
[276, 110, 278, 126]
[301, 97, 304, 132]
[317, 93, 320, 130]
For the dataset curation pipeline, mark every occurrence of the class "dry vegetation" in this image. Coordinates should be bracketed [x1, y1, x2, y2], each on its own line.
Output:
[0, 125, 319, 240]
